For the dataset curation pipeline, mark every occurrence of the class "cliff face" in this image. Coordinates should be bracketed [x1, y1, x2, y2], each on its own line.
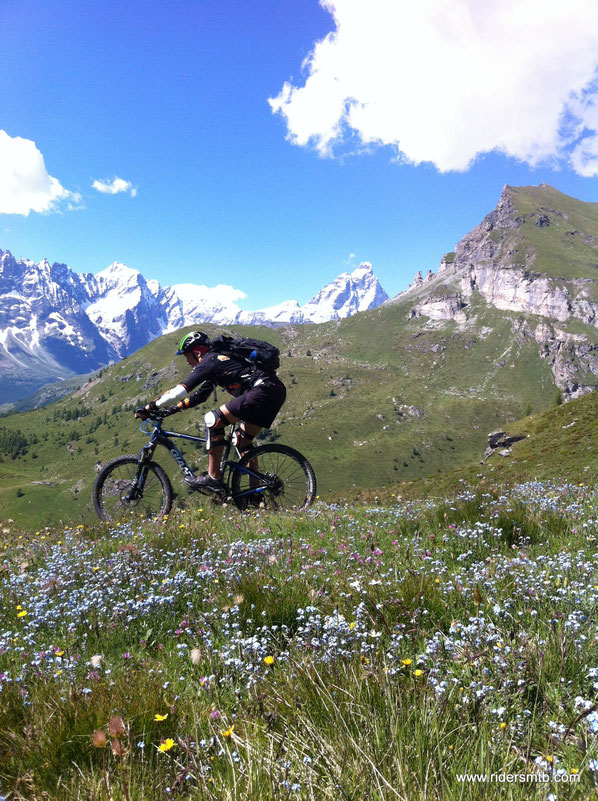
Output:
[451, 185, 598, 327]
[392, 184, 598, 400]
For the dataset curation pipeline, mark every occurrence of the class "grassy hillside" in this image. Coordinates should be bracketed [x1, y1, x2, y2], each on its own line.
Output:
[2, 184, 597, 527]
[507, 184, 598, 288]
[348, 387, 598, 505]
[0, 303, 583, 527]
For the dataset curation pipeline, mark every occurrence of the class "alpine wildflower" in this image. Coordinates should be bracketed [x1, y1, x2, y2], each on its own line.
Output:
[158, 739, 175, 752]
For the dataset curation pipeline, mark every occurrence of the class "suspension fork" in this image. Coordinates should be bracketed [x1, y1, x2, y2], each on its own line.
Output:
[129, 436, 160, 498]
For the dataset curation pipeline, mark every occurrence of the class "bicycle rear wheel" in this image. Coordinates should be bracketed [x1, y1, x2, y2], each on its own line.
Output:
[231, 444, 316, 512]
[93, 455, 173, 523]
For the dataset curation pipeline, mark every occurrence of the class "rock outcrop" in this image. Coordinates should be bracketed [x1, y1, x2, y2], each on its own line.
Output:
[484, 429, 528, 460]
[408, 292, 467, 323]
[390, 184, 598, 401]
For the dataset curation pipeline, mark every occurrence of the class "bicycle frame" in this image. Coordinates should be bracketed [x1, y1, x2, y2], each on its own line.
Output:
[137, 418, 270, 501]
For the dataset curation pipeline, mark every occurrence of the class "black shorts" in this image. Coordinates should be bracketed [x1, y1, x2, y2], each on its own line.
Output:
[224, 377, 286, 428]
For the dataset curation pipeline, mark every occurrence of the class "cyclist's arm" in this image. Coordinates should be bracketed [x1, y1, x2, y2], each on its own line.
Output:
[154, 360, 216, 411]
[171, 382, 214, 412]
[154, 384, 187, 407]
[137, 357, 217, 417]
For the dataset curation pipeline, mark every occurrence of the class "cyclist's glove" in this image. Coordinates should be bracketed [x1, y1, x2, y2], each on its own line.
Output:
[134, 400, 158, 420]
[162, 405, 180, 417]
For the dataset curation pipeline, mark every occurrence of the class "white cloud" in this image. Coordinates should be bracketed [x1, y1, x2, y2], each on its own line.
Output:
[269, 0, 598, 175]
[0, 130, 79, 215]
[92, 177, 137, 197]
[171, 282, 247, 308]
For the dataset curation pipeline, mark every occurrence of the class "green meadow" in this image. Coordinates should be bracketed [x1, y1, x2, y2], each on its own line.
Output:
[2, 478, 598, 799]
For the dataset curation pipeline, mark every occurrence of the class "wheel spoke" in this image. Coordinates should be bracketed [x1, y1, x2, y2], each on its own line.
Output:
[231, 445, 316, 511]
[94, 457, 171, 523]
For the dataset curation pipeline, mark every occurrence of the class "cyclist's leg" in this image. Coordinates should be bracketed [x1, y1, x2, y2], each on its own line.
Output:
[212, 407, 261, 481]
[236, 422, 262, 486]
[204, 405, 237, 479]
[236, 421, 261, 457]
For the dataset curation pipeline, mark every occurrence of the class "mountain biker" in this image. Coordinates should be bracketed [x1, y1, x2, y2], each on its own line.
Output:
[134, 331, 286, 490]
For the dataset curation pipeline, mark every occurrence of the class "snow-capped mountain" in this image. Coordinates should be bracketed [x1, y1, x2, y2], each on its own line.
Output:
[301, 262, 389, 323]
[0, 250, 388, 402]
[84, 262, 168, 355]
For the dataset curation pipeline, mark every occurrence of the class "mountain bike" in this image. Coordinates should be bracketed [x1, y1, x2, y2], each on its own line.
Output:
[92, 412, 317, 522]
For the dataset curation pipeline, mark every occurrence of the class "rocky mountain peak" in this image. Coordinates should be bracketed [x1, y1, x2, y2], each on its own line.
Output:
[350, 261, 374, 279]
[389, 184, 598, 401]
[95, 261, 145, 291]
[302, 261, 389, 322]
[0, 249, 390, 402]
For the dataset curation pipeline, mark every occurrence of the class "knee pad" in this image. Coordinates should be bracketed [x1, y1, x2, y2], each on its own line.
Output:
[204, 409, 227, 453]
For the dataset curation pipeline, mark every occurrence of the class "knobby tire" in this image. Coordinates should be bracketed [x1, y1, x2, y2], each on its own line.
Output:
[93, 455, 173, 523]
[230, 443, 317, 512]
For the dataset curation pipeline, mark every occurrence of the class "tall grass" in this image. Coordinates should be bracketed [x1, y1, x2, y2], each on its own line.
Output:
[1, 480, 597, 799]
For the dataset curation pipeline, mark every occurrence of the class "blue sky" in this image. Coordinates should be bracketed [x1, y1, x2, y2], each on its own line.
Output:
[1, 0, 598, 309]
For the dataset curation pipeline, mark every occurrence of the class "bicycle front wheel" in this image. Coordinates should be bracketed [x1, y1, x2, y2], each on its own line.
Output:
[93, 455, 173, 523]
[231, 444, 317, 512]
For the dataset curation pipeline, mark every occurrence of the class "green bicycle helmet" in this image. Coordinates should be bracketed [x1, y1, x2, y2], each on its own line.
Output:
[176, 331, 211, 355]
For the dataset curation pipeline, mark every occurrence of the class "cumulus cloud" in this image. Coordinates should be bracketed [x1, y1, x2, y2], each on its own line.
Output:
[171, 282, 247, 310]
[92, 177, 137, 197]
[0, 130, 80, 215]
[269, 0, 598, 175]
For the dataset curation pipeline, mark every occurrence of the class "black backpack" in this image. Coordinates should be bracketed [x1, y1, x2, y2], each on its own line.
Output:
[211, 334, 280, 373]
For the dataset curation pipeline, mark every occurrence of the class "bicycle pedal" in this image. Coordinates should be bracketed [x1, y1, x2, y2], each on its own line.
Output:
[209, 490, 227, 505]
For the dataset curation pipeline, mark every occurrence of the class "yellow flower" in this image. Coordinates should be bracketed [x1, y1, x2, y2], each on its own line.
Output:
[158, 738, 175, 752]
[220, 725, 234, 738]
[264, 655, 274, 665]
[17, 610, 27, 618]
[413, 669, 424, 677]
[154, 713, 168, 721]
[401, 658, 412, 666]
[349, 622, 356, 630]
[500, 722, 507, 730]
[56, 650, 64, 657]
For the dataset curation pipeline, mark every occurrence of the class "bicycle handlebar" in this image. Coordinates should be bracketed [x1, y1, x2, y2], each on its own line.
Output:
[139, 415, 165, 434]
